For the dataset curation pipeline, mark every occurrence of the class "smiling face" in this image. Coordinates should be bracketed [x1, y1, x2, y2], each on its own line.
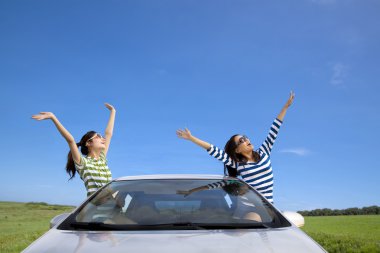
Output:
[234, 135, 254, 154]
[86, 133, 106, 151]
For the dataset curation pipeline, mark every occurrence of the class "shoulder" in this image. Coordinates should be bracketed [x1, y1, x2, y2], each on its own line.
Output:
[74, 155, 87, 170]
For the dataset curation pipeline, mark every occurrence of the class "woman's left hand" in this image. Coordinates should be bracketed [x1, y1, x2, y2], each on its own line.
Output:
[285, 91, 295, 108]
[176, 190, 192, 197]
[277, 91, 295, 121]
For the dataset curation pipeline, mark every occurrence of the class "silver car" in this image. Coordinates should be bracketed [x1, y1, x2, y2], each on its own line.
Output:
[23, 175, 326, 253]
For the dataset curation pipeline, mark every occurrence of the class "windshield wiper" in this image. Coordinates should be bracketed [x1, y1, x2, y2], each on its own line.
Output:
[177, 222, 271, 229]
[118, 222, 271, 230]
[69, 221, 207, 230]
[137, 222, 209, 230]
[70, 222, 118, 230]
[70, 221, 271, 231]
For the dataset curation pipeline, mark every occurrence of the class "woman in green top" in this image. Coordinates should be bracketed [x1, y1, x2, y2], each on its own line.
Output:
[32, 103, 116, 196]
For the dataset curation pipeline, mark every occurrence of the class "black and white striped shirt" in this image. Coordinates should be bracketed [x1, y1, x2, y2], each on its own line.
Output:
[207, 118, 282, 203]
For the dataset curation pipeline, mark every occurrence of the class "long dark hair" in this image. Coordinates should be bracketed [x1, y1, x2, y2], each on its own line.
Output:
[224, 134, 260, 177]
[66, 131, 97, 180]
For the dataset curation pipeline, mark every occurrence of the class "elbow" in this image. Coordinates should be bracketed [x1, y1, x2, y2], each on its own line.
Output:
[67, 138, 76, 145]
[104, 132, 113, 139]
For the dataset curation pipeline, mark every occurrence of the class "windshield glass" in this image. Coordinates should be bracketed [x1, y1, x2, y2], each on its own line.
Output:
[60, 179, 290, 230]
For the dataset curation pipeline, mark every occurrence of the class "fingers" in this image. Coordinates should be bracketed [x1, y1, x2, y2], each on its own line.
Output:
[287, 91, 295, 106]
[38, 112, 53, 116]
[31, 115, 46, 121]
[176, 129, 184, 138]
[31, 112, 54, 120]
[177, 128, 192, 139]
[291, 91, 295, 98]
[31, 115, 41, 120]
[104, 103, 115, 110]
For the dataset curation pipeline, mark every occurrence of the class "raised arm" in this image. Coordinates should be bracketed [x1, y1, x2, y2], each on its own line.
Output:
[103, 103, 116, 156]
[31, 112, 81, 164]
[260, 91, 295, 155]
[176, 129, 236, 168]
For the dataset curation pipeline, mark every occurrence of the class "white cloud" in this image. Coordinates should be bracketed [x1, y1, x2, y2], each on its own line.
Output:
[279, 148, 311, 156]
[330, 62, 349, 87]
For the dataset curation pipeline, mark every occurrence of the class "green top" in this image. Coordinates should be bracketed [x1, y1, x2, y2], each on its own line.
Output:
[75, 151, 112, 196]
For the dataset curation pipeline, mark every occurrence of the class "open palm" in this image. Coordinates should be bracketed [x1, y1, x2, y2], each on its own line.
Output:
[104, 103, 115, 111]
[176, 128, 192, 140]
[31, 112, 55, 121]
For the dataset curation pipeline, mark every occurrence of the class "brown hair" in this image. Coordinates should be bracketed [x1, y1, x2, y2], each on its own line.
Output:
[224, 134, 260, 177]
[66, 131, 97, 179]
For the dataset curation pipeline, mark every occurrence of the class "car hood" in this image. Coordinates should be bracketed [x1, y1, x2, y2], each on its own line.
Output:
[23, 227, 326, 253]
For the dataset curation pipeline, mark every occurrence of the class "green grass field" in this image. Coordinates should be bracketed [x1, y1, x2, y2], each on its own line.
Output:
[1, 201, 379, 252]
[0, 201, 74, 253]
[302, 215, 380, 253]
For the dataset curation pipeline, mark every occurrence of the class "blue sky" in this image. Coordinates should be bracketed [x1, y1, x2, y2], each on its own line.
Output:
[1, 0, 379, 211]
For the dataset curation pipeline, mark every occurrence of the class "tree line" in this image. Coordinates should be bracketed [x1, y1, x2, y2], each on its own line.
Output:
[297, 205, 380, 216]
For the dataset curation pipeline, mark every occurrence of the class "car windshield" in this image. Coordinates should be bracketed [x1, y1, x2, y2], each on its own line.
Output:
[59, 178, 290, 230]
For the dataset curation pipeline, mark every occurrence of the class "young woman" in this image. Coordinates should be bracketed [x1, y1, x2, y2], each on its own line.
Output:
[32, 103, 116, 196]
[177, 92, 295, 204]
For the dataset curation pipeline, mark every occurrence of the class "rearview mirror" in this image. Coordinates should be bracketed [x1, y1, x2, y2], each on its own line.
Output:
[50, 213, 70, 228]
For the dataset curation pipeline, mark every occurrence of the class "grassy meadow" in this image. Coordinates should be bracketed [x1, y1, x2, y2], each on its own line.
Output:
[1, 201, 379, 252]
[0, 201, 74, 253]
[302, 215, 380, 252]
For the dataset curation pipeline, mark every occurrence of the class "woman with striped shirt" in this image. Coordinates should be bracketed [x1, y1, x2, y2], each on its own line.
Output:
[32, 103, 116, 196]
[177, 92, 294, 204]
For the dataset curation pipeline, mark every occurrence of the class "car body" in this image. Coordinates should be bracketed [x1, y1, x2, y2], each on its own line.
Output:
[23, 174, 326, 253]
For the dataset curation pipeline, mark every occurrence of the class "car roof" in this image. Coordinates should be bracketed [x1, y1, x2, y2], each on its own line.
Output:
[114, 174, 228, 181]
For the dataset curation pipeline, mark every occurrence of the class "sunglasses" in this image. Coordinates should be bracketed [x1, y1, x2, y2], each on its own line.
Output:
[236, 135, 249, 146]
[87, 133, 104, 142]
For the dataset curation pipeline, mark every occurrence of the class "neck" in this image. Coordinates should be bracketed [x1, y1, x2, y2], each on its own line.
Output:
[87, 150, 101, 159]
[241, 151, 257, 162]
[241, 152, 254, 162]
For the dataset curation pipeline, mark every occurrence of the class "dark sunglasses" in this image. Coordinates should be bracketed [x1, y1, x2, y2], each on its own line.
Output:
[87, 133, 104, 142]
[236, 135, 249, 146]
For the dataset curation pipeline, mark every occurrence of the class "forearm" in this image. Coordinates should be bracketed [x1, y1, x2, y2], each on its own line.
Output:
[277, 104, 289, 122]
[51, 116, 75, 144]
[188, 135, 211, 150]
[105, 109, 116, 138]
[190, 186, 209, 194]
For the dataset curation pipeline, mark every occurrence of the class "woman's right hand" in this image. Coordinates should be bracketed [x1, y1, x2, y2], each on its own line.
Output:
[176, 128, 211, 150]
[176, 128, 193, 140]
[31, 112, 56, 121]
